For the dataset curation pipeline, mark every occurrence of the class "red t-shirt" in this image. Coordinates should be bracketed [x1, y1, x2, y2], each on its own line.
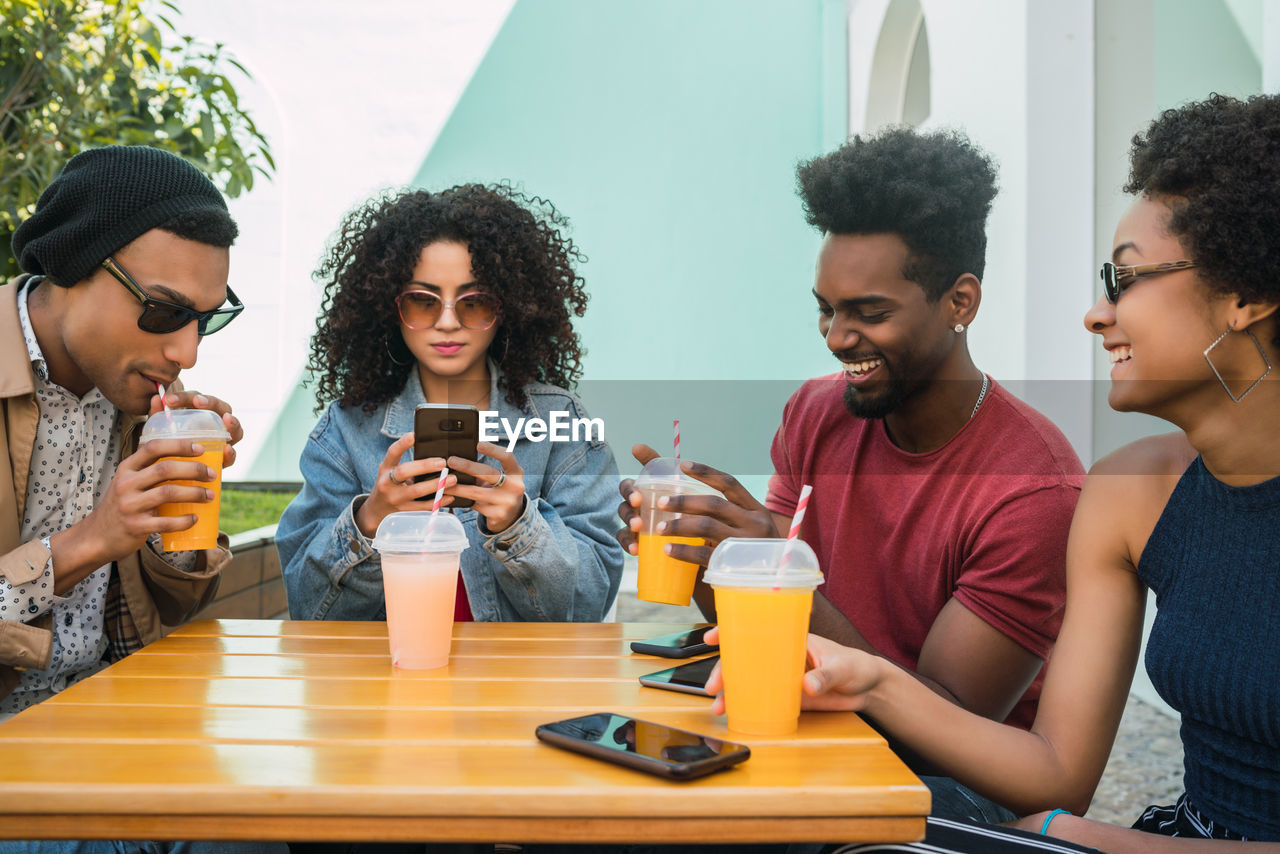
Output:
[766, 375, 1084, 729]
[454, 574, 473, 622]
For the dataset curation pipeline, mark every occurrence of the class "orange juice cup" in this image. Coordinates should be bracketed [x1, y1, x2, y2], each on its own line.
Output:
[633, 457, 718, 606]
[373, 511, 470, 670]
[703, 538, 823, 735]
[139, 409, 231, 552]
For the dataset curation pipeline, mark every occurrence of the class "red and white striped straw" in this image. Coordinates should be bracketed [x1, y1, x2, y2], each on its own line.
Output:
[156, 382, 175, 429]
[673, 419, 681, 464]
[426, 466, 450, 539]
[779, 483, 813, 568]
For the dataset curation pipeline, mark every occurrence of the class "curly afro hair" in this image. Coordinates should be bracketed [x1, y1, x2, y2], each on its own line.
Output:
[308, 183, 588, 414]
[796, 126, 998, 301]
[1125, 93, 1280, 327]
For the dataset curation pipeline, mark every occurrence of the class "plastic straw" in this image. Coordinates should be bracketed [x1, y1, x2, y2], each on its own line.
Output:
[426, 466, 449, 540]
[156, 382, 175, 429]
[673, 419, 681, 464]
[779, 484, 812, 570]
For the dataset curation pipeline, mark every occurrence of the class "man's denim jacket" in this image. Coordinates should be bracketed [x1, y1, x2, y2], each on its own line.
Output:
[278, 368, 624, 622]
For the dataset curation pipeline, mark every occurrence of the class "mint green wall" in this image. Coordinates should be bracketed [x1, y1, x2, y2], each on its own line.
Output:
[251, 0, 848, 483]
[1155, 0, 1260, 107]
[409, 0, 850, 483]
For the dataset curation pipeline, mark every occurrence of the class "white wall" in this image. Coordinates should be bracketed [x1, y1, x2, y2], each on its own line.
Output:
[848, 0, 1096, 461]
[169, 1, 516, 479]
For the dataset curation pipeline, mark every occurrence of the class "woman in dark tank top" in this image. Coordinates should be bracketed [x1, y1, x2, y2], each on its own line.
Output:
[771, 92, 1280, 852]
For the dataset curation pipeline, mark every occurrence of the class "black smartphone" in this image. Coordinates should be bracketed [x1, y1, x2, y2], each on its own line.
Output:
[638, 655, 719, 697]
[629, 626, 717, 658]
[413, 404, 479, 508]
[535, 713, 749, 780]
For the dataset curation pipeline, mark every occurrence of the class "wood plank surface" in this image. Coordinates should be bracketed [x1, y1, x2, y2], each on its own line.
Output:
[0, 620, 927, 843]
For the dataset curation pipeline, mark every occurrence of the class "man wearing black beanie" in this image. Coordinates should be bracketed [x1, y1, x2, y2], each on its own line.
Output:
[0, 146, 250, 724]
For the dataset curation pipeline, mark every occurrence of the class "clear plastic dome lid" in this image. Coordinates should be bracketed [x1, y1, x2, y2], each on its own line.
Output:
[633, 457, 719, 495]
[372, 511, 469, 554]
[702, 537, 824, 588]
[139, 408, 231, 443]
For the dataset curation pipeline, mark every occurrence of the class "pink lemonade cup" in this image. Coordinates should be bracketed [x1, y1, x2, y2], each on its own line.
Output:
[373, 511, 470, 670]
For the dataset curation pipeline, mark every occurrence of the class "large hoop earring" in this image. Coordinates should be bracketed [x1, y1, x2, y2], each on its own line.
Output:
[385, 336, 412, 367]
[1204, 323, 1272, 403]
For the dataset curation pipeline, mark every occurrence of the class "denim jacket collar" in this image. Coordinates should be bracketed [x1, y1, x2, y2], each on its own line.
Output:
[380, 359, 521, 440]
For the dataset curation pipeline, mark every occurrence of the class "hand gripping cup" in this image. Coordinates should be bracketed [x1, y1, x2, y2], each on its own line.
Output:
[633, 457, 719, 606]
[703, 538, 824, 735]
[139, 409, 231, 552]
[373, 511, 470, 670]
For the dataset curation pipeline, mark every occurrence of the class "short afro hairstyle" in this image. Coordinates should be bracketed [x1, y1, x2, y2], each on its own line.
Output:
[796, 126, 998, 301]
[309, 183, 588, 414]
[1125, 93, 1280, 323]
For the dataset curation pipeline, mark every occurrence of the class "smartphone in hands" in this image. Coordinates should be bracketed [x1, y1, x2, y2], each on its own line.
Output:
[414, 404, 479, 508]
[630, 626, 717, 658]
[535, 713, 749, 780]
[638, 655, 719, 697]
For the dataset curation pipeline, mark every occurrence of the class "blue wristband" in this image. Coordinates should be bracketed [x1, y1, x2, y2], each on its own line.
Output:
[1040, 808, 1071, 835]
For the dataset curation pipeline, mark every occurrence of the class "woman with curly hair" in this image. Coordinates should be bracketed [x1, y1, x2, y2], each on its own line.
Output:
[277, 184, 624, 623]
[741, 93, 1280, 852]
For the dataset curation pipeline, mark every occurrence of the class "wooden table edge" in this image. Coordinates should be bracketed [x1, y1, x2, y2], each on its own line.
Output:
[2, 814, 926, 844]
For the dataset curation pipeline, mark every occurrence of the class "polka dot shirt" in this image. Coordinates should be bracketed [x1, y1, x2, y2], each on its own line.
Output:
[1, 280, 122, 714]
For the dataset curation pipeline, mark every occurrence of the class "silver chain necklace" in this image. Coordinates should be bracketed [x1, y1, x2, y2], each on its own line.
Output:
[970, 373, 989, 420]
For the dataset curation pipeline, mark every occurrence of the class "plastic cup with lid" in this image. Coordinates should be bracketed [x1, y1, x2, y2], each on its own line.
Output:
[373, 511, 470, 669]
[703, 537, 824, 735]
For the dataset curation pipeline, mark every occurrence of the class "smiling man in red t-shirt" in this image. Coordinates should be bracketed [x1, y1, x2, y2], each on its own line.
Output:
[617, 127, 1083, 823]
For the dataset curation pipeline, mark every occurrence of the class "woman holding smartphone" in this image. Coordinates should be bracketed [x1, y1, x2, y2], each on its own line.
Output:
[278, 184, 624, 623]
[716, 94, 1280, 851]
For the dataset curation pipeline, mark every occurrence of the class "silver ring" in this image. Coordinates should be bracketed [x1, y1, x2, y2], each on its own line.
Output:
[388, 469, 403, 486]
[493, 471, 507, 489]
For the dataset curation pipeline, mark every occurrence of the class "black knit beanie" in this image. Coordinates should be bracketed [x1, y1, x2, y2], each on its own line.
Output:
[12, 145, 230, 287]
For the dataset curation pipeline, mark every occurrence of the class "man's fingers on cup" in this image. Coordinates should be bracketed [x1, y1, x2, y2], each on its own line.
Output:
[135, 438, 209, 463]
[657, 493, 743, 525]
[680, 462, 762, 510]
[631, 443, 661, 466]
[143, 458, 217, 485]
[617, 477, 637, 500]
[658, 512, 728, 542]
[615, 529, 638, 555]
[157, 483, 216, 505]
[663, 541, 710, 566]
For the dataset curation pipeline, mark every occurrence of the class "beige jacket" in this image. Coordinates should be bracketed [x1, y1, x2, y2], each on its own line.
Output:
[0, 276, 225, 701]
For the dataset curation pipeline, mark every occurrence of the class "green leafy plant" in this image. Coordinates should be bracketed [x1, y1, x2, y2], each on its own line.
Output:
[0, 0, 274, 277]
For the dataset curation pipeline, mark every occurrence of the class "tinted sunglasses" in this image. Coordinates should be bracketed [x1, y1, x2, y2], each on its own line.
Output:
[1099, 259, 1197, 304]
[395, 289, 501, 330]
[102, 257, 244, 335]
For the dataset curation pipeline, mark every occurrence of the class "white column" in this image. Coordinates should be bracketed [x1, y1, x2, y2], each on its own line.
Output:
[1020, 1, 1095, 465]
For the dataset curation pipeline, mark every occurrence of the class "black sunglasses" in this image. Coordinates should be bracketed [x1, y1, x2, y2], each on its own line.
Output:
[1099, 259, 1197, 304]
[101, 257, 243, 335]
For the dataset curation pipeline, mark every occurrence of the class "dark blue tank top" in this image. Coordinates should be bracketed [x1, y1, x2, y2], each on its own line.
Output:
[1137, 457, 1280, 840]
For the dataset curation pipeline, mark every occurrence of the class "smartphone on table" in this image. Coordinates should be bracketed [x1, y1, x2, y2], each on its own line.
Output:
[535, 712, 749, 780]
[413, 404, 479, 508]
[629, 626, 717, 659]
[638, 655, 719, 697]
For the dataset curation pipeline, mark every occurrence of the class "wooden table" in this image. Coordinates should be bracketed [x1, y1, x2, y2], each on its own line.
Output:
[0, 620, 928, 844]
